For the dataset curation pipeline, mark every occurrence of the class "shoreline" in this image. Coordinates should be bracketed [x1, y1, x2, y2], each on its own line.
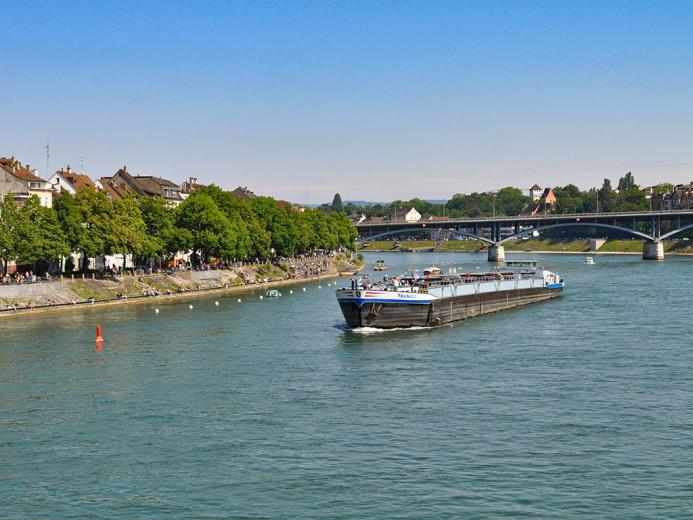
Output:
[0, 271, 353, 320]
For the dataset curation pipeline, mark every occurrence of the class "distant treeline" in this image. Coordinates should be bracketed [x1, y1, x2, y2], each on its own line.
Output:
[0, 185, 357, 274]
[340, 173, 671, 218]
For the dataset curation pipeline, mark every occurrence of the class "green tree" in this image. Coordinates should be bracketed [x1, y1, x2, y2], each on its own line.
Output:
[598, 179, 618, 212]
[54, 192, 84, 266]
[15, 197, 69, 272]
[138, 196, 184, 266]
[554, 184, 585, 214]
[250, 197, 300, 256]
[616, 187, 648, 212]
[74, 188, 116, 271]
[175, 193, 237, 262]
[195, 185, 267, 260]
[618, 172, 636, 192]
[331, 193, 344, 213]
[0, 194, 21, 275]
[111, 196, 148, 269]
[495, 187, 530, 216]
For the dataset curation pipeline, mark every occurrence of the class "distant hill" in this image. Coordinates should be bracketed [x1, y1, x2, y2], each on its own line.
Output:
[303, 199, 447, 208]
[344, 200, 387, 207]
[346, 199, 446, 206]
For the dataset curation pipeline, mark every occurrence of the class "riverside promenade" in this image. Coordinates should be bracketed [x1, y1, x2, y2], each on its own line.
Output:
[0, 252, 362, 318]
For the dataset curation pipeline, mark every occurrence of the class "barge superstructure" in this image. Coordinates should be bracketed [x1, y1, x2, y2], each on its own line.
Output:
[336, 261, 564, 329]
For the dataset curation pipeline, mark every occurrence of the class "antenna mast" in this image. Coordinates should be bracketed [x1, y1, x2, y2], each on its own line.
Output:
[45, 139, 50, 174]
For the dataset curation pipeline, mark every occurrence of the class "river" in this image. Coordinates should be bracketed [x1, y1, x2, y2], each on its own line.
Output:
[1, 251, 692, 518]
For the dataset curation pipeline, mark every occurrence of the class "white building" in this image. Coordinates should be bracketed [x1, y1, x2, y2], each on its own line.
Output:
[48, 166, 99, 195]
[405, 207, 421, 222]
[0, 157, 54, 207]
[530, 184, 543, 202]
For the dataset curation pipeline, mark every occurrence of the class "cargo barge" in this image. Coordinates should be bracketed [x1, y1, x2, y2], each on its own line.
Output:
[336, 261, 564, 329]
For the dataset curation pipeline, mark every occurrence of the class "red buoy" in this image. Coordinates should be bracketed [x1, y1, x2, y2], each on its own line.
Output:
[96, 325, 104, 343]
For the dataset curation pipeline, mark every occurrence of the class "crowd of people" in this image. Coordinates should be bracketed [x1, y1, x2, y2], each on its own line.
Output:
[1, 271, 50, 285]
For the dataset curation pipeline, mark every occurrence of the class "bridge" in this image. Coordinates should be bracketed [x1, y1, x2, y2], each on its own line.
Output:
[355, 209, 693, 261]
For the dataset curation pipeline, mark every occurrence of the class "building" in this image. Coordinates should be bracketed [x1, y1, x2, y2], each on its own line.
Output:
[99, 177, 132, 200]
[99, 166, 146, 199]
[349, 213, 367, 224]
[231, 186, 257, 200]
[523, 187, 556, 215]
[530, 184, 543, 202]
[48, 166, 98, 195]
[394, 207, 422, 222]
[180, 177, 206, 199]
[0, 156, 54, 207]
[134, 176, 184, 206]
[662, 184, 693, 210]
[99, 166, 183, 205]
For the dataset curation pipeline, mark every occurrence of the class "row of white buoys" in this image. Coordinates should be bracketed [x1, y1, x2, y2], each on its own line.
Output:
[155, 280, 332, 314]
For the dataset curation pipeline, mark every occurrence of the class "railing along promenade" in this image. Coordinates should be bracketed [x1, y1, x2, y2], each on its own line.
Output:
[355, 209, 693, 261]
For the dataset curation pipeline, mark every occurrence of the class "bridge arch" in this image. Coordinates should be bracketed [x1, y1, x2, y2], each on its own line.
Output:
[660, 223, 693, 241]
[359, 227, 433, 242]
[498, 222, 655, 244]
[447, 230, 495, 245]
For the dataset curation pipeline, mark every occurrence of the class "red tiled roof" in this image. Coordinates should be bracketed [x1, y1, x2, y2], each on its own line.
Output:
[57, 169, 96, 191]
[0, 157, 45, 182]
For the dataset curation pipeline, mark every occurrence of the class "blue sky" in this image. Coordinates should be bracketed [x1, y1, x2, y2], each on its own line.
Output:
[2, 1, 692, 202]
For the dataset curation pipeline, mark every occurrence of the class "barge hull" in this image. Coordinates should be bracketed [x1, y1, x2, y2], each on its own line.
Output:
[340, 286, 562, 329]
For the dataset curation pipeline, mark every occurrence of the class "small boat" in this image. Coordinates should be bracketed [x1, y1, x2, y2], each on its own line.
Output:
[585, 257, 595, 265]
[423, 266, 441, 276]
[265, 289, 281, 298]
[374, 259, 388, 271]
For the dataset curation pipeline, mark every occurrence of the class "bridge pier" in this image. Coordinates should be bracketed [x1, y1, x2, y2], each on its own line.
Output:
[643, 241, 664, 261]
[488, 244, 505, 263]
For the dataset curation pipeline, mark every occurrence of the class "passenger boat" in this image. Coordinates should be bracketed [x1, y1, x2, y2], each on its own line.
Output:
[585, 257, 595, 265]
[336, 260, 564, 329]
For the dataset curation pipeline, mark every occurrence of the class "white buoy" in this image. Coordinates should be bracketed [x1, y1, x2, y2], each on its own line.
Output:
[155, 308, 160, 314]
[303, 288, 306, 292]
[259, 295, 263, 300]
[189, 304, 194, 310]
[327, 283, 331, 287]
[237, 298, 242, 303]
[289, 290, 293, 294]
[215, 301, 219, 306]
[279, 292, 282, 296]
[318, 285, 322, 289]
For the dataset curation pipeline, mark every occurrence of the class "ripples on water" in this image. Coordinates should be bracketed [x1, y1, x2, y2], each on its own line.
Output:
[1, 252, 692, 518]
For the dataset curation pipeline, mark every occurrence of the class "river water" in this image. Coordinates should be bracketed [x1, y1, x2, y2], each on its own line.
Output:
[1, 252, 692, 518]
